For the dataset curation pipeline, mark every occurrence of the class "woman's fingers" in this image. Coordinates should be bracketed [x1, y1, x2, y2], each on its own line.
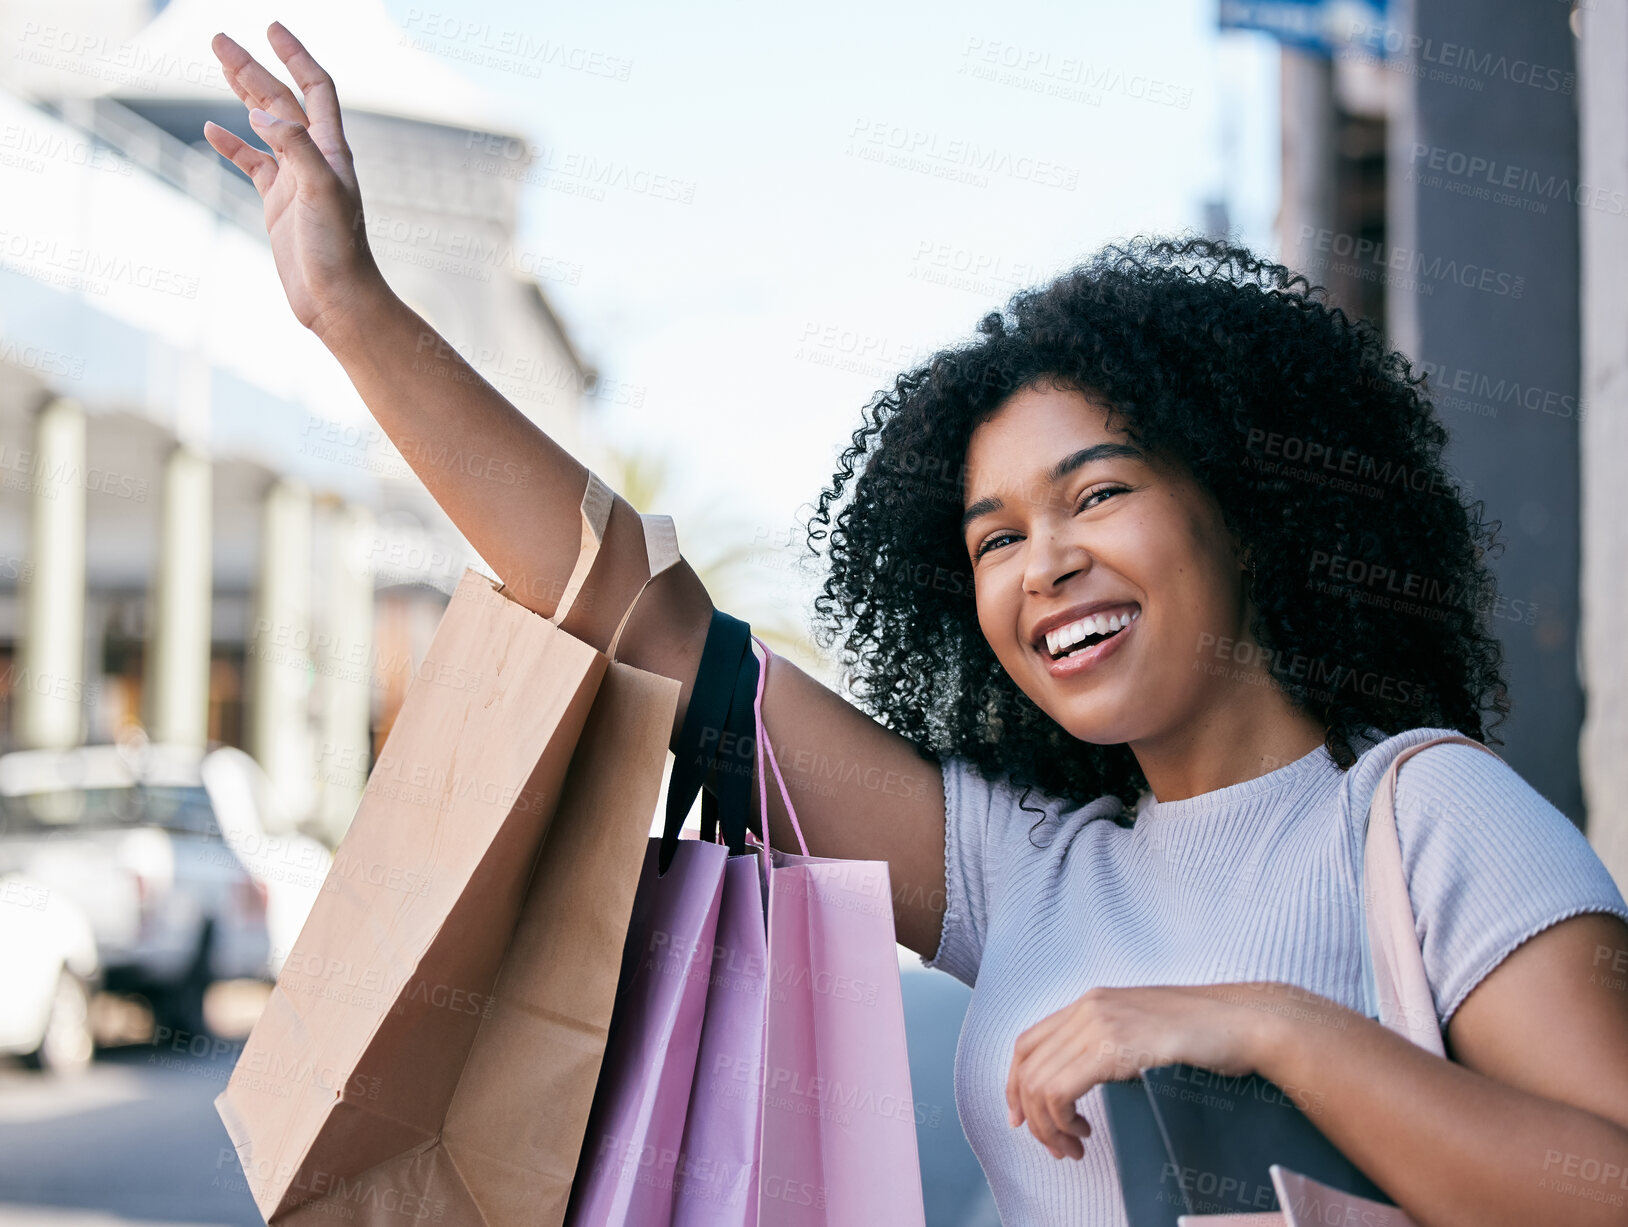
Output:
[245, 109, 334, 186]
[210, 31, 309, 126]
[202, 120, 277, 195]
[264, 22, 346, 153]
[1017, 1043, 1082, 1155]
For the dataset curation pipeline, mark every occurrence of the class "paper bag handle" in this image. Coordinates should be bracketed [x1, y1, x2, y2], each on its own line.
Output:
[1360, 732, 1505, 1056]
[498, 469, 681, 657]
[607, 513, 682, 661]
[544, 470, 615, 627]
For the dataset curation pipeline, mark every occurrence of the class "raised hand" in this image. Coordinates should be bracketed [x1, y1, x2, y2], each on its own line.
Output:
[203, 21, 391, 344]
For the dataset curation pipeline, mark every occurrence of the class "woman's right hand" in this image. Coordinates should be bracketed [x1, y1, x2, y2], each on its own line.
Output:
[203, 22, 391, 344]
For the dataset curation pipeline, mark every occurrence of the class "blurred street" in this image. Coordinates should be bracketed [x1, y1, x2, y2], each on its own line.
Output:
[0, 973, 1000, 1227]
[0, 986, 268, 1226]
[0, 1045, 259, 1226]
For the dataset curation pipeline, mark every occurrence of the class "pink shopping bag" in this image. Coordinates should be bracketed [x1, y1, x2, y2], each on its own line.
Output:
[564, 837, 728, 1226]
[750, 641, 929, 1227]
[567, 608, 762, 1227]
[663, 617, 777, 1227]
[1270, 1166, 1414, 1227]
[670, 853, 770, 1225]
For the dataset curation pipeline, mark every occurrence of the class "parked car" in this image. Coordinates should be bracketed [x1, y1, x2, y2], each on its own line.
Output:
[0, 870, 99, 1073]
[0, 743, 272, 1036]
[198, 745, 333, 978]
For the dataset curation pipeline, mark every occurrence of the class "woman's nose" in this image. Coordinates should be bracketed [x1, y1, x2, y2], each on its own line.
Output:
[1022, 525, 1089, 595]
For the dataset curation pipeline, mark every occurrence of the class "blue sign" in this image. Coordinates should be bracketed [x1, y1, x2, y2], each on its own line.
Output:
[1219, 0, 1396, 57]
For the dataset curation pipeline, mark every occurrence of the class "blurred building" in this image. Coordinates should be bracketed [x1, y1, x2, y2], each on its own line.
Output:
[1226, 0, 1625, 887]
[1577, 1, 1628, 895]
[0, 0, 596, 843]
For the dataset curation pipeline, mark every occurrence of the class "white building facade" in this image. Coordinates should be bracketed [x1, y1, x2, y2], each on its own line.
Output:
[0, 0, 595, 843]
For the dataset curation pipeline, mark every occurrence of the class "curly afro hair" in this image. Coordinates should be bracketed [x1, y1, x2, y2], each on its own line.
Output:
[802, 235, 1512, 813]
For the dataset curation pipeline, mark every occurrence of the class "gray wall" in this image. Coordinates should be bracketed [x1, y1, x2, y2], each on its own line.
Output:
[1387, 0, 1584, 823]
[1578, 2, 1628, 885]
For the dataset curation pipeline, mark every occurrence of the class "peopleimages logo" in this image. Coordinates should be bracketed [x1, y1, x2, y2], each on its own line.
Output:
[1408, 143, 1626, 216]
[845, 118, 1081, 191]
[1330, 21, 1575, 94]
[1296, 226, 1525, 298]
[219, 1151, 447, 1220]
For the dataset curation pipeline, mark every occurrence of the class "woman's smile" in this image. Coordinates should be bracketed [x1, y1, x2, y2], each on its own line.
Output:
[1036, 606, 1140, 678]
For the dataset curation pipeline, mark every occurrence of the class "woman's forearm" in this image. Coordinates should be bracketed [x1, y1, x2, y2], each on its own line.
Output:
[1253, 996, 1628, 1227]
[315, 288, 703, 660]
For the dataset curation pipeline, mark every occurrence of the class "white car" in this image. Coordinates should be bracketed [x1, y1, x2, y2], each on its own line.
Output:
[198, 746, 333, 978]
[0, 743, 272, 1036]
[0, 870, 99, 1073]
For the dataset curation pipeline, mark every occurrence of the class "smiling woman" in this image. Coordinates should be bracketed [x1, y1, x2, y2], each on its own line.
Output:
[805, 236, 1628, 1225]
[195, 22, 1628, 1221]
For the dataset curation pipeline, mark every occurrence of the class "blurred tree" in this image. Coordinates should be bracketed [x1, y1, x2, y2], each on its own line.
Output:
[597, 445, 831, 681]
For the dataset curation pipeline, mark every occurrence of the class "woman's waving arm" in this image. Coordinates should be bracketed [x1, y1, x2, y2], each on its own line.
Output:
[203, 23, 656, 649]
[202, 22, 951, 958]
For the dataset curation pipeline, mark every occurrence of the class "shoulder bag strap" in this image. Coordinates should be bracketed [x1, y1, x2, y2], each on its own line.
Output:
[1360, 732, 1506, 1056]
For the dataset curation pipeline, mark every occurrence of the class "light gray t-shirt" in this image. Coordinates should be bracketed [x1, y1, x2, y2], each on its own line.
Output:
[922, 725, 1628, 1226]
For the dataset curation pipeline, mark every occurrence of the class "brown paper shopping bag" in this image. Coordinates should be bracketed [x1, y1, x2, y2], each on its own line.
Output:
[215, 472, 683, 1227]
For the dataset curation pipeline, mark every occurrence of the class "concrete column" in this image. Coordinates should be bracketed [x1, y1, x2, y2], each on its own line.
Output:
[248, 478, 314, 826]
[315, 501, 375, 843]
[1577, 0, 1628, 888]
[1386, 0, 1584, 824]
[16, 397, 87, 750]
[1277, 48, 1337, 273]
[145, 444, 212, 749]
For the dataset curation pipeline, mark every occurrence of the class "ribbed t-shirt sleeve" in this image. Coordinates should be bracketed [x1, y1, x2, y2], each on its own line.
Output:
[921, 754, 998, 987]
[1391, 741, 1628, 1028]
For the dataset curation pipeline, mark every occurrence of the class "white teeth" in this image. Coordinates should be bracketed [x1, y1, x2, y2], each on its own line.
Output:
[1041, 607, 1140, 656]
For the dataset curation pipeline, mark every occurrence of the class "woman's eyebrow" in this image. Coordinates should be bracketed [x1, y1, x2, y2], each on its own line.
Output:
[959, 442, 1145, 535]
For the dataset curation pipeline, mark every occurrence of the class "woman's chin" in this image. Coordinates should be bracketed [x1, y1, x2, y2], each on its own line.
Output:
[1036, 695, 1141, 748]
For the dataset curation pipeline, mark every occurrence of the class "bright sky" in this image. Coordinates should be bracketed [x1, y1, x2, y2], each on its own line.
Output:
[378, 0, 1280, 647]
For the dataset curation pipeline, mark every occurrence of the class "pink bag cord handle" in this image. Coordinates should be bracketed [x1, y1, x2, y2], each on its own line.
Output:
[750, 636, 809, 859]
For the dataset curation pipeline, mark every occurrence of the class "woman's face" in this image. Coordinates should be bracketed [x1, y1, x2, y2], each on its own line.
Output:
[960, 381, 1255, 746]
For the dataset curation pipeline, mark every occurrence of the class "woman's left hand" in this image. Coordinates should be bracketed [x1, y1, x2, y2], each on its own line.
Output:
[1005, 980, 1345, 1159]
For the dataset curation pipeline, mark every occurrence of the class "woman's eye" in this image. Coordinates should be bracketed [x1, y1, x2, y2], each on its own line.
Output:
[974, 532, 1017, 559]
[1078, 484, 1128, 511]
[972, 486, 1130, 559]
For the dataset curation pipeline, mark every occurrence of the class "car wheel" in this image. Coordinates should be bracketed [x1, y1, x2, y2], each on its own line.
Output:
[22, 969, 95, 1075]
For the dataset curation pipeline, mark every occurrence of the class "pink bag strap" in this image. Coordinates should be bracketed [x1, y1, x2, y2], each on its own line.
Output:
[750, 636, 809, 858]
[1362, 732, 1505, 1056]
